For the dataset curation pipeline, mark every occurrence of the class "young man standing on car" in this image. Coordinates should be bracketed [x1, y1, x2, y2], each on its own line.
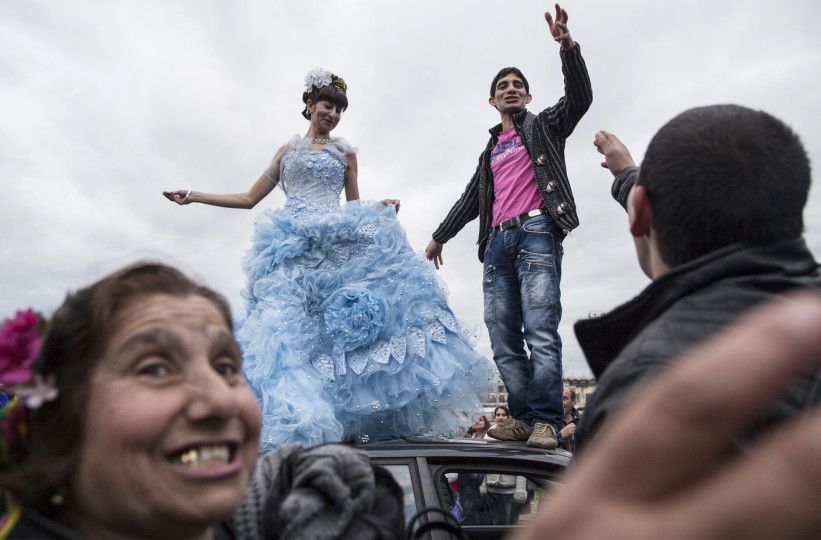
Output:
[425, 4, 592, 449]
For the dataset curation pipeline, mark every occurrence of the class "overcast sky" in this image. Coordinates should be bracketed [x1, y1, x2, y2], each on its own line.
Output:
[2, 0, 820, 377]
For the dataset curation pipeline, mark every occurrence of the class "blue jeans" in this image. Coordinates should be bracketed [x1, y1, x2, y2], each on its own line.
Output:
[485, 491, 523, 525]
[483, 215, 563, 429]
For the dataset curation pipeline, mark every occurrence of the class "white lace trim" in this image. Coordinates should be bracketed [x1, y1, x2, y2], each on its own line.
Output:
[309, 308, 474, 382]
[287, 134, 358, 161]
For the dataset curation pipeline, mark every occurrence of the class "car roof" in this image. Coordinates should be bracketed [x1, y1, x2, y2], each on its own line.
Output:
[357, 436, 571, 468]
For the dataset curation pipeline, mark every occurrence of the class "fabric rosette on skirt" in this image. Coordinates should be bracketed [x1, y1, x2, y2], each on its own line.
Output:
[302, 270, 342, 313]
[323, 286, 386, 352]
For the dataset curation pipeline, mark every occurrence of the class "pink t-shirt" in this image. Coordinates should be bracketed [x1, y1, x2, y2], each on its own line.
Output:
[490, 127, 544, 226]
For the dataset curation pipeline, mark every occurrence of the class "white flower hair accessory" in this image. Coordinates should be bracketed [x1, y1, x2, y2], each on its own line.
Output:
[304, 68, 333, 93]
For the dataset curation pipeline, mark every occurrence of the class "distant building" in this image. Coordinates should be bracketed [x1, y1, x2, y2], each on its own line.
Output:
[484, 381, 509, 411]
[562, 376, 596, 411]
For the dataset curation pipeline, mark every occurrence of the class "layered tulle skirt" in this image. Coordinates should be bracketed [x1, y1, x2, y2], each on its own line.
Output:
[235, 201, 496, 452]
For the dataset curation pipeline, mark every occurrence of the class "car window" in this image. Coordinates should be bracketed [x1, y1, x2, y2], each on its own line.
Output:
[381, 463, 418, 525]
[440, 470, 559, 527]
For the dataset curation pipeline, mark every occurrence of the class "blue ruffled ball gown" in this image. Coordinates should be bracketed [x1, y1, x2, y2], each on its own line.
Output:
[235, 136, 496, 452]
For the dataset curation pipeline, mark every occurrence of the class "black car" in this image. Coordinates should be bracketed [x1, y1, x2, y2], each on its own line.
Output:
[359, 436, 571, 540]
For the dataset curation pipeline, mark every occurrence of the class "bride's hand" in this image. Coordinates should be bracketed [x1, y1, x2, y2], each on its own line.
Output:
[381, 199, 401, 214]
[163, 190, 192, 205]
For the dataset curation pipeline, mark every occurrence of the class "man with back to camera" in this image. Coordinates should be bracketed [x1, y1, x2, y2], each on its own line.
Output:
[575, 104, 821, 449]
[425, 4, 592, 449]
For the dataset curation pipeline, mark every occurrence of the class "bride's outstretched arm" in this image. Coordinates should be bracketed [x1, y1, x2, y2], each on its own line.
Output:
[163, 143, 287, 209]
[163, 174, 276, 209]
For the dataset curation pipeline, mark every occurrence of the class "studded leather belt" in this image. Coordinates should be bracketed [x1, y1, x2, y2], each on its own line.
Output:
[491, 208, 547, 233]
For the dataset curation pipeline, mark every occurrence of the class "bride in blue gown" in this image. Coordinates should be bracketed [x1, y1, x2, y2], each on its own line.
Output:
[164, 69, 495, 452]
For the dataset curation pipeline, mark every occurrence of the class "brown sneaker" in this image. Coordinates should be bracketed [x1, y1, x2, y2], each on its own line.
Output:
[526, 423, 558, 449]
[487, 419, 533, 442]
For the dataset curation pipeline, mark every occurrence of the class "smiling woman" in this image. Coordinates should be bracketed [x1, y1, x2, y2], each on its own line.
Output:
[0, 263, 261, 539]
[72, 293, 261, 536]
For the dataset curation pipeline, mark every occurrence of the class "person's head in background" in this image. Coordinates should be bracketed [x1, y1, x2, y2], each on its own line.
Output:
[493, 405, 512, 426]
[467, 413, 491, 438]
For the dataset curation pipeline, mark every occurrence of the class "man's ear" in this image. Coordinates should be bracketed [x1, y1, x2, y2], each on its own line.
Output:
[525, 94, 532, 105]
[488, 96, 498, 110]
[628, 185, 652, 238]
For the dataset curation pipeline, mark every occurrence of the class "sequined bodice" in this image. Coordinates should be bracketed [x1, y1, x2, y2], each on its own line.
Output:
[280, 149, 346, 216]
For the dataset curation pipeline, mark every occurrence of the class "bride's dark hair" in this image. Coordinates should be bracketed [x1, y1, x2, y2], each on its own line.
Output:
[302, 74, 348, 120]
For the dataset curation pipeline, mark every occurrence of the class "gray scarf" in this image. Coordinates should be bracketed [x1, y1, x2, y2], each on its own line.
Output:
[229, 443, 404, 540]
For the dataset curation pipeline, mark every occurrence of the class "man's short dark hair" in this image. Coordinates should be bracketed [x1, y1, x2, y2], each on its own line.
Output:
[637, 104, 811, 268]
[490, 67, 529, 97]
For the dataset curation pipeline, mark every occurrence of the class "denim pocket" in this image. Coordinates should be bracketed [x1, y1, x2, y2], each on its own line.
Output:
[519, 250, 557, 309]
[521, 215, 553, 236]
[482, 264, 496, 324]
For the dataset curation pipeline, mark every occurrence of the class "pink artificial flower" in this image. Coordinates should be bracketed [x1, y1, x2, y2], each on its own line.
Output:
[0, 309, 43, 386]
[17, 374, 58, 409]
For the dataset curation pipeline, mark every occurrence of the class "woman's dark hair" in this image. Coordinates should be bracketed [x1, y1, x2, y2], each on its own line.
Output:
[493, 405, 510, 417]
[301, 74, 348, 120]
[0, 262, 233, 512]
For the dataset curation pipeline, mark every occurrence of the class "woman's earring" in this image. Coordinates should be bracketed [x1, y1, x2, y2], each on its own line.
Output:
[50, 490, 65, 506]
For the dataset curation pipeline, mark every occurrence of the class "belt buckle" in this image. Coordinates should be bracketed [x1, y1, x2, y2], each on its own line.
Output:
[527, 209, 543, 218]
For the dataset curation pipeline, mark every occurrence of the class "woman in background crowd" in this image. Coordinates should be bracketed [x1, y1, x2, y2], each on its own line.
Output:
[465, 414, 491, 439]
[492, 405, 512, 429]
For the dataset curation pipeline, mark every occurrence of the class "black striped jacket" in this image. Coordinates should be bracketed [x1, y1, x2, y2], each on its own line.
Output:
[431, 44, 592, 262]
